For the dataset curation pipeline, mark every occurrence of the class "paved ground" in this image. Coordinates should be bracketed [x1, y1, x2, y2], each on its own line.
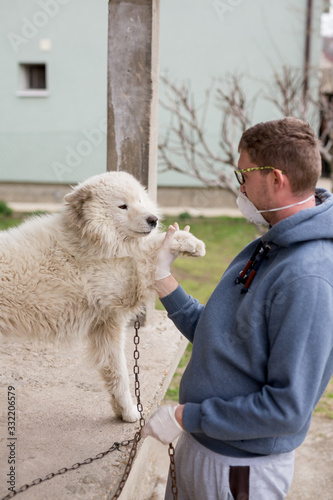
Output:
[287, 416, 333, 499]
[0, 311, 187, 500]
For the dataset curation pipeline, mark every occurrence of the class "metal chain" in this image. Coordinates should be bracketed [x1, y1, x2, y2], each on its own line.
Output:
[111, 318, 145, 499]
[133, 318, 146, 432]
[1, 317, 178, 500]
[112, 318, 178, 500]
[0, 440, 133, 500]
[168, 443, 178, 499]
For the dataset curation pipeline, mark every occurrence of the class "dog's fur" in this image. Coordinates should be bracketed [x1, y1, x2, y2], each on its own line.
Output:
[0, 172, 205, 422]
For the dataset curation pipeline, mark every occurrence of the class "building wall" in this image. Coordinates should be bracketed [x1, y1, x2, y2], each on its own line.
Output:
[158, 0, 323, 186]
[0, 0, 324, 189]
[0, 0, 108, 184]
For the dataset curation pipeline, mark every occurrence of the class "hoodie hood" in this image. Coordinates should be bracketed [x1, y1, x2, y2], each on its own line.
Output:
[261, 188, 333, 248]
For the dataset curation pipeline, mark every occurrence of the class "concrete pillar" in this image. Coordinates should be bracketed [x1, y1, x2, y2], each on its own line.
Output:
[107, 0, 160, 200]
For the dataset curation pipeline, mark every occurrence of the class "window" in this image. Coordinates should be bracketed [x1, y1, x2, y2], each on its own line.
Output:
[17, 63, 49, 97]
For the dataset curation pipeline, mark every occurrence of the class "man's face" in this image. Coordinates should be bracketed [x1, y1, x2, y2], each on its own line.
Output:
[237, 150, 271, 214]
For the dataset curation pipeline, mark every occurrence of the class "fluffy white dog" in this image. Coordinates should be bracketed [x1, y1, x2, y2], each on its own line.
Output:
[0, 172, 205, 422]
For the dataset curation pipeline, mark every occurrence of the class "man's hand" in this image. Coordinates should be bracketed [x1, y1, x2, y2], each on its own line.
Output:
[155, 223, 190, 280]
[142, 404, 185, 445]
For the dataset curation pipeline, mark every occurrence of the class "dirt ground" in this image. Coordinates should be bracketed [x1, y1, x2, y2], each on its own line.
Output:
[286, 415, 333, 499]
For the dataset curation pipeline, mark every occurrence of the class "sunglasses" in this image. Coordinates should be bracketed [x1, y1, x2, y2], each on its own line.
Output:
[234, 166, 285, 185]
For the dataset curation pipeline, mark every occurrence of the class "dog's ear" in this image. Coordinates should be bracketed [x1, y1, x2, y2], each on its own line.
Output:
[64, 183, 92, 208]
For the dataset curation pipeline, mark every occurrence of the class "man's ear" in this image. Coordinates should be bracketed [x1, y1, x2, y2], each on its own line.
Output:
[272, 169, 286, 191]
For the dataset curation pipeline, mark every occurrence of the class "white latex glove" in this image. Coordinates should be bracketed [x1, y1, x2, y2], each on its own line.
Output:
[155, 223, 190, 280]
[141, 405, 184, 445]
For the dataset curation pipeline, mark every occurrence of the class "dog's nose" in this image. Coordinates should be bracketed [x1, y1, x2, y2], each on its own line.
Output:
[147, 215, 158, 228]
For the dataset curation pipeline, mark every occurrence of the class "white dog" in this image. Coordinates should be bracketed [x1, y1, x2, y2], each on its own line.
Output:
[0, 172, 205, 422]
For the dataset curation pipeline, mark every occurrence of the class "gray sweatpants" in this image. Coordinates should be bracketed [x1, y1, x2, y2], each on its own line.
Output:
[165, 433, 295, 500]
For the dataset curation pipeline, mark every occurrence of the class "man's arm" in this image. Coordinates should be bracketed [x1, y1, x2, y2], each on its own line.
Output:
[154, 274, 179, 298]
[150, 223, 197, 433]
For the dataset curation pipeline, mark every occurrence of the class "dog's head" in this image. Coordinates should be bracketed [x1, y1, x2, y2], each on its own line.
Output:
[64, 172, 160, 256]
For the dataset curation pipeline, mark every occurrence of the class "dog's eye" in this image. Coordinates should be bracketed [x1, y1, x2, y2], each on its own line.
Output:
[118, 204, 127, 210]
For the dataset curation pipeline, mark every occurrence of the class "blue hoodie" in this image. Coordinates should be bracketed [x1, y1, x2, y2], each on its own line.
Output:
[161, 189, 333, 458]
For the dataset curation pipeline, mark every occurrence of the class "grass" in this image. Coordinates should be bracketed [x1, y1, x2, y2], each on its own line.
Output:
[314, 378, 333, 420]
[0, 200, 31, 230]
[0, 217, 23, 230]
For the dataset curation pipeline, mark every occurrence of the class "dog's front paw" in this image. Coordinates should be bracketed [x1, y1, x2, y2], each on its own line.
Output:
[171, 231, 206, 257]
[121, 404, 140, 423]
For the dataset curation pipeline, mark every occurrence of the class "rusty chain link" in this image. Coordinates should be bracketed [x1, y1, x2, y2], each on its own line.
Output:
[111, 318, 145, 499]
[133, 319, 146, 432]
[1, 317, 178, 500]
[112, 318, 178, 499]
[168, 443, 178, 499]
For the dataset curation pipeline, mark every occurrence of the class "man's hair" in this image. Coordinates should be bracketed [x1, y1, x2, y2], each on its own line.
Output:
[238, 117, 321, 194]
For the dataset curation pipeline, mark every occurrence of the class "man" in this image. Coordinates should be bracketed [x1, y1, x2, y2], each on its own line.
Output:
[142, 117, 333, 499]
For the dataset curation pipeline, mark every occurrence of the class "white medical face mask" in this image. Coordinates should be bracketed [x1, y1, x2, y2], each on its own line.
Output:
[237, 191, 314, 226]
[236, 191, 269, 226]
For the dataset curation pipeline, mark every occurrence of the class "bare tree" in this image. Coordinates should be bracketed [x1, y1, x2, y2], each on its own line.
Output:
[158, 74, 257, 198]
[215, 74, 257, 173]
[159, 66, 333, 193]
[266, 66, 333, 182]
[316, 93, 333, 180]
[264, 66, 307, 119]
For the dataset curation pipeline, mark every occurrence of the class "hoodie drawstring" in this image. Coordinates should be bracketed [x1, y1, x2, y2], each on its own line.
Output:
[235, 242, 271, 293]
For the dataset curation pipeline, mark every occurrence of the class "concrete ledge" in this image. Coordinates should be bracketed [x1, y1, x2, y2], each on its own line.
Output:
[0, 310, 187, 500]
[7, 201, 243, 218]
[159, 206, 242, 218]
[0, 183, 238, 209]
[8, 202, 62, 214]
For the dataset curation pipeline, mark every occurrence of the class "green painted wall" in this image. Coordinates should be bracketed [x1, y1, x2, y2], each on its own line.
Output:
[158, 0, 323, 186]
[0, 0, 324, 186]
[0, 0, 108, 183]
